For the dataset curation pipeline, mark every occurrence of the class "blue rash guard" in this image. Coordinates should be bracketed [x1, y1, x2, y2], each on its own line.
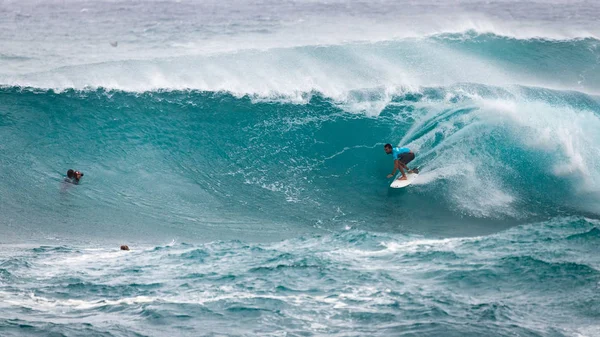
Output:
[392, 147, 410, 160]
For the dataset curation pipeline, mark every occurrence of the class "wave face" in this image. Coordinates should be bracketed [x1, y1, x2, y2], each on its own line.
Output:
[2, 0, 600, 335]
[1, 81, 599, 242]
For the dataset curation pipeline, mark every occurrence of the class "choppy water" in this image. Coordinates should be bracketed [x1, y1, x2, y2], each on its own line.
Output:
[1, 218, 600, 336]
[1, 0, 600, 336]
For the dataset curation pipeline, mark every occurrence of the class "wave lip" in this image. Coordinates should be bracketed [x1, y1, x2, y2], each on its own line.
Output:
[2, 31, 600, 98]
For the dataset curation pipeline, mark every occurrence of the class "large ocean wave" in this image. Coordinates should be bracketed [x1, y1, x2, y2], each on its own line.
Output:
[1, 74, 599, 242]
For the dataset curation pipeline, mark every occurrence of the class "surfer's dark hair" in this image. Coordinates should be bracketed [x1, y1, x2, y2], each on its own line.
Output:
[384, 144, 392, 149]
[67, 169, 74, 178]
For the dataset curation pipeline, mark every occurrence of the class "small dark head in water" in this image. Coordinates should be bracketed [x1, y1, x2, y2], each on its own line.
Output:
[66, 169, 84, 183]
[120, 245, 130, 251]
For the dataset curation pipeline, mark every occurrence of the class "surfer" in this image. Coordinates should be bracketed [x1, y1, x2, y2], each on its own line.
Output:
[384, 144, 418, 180]
[65, 169, 84, 184]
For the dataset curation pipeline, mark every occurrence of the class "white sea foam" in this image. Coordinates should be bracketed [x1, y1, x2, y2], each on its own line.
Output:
[392, 86, 600, 217]
[1, 0, 599, 103]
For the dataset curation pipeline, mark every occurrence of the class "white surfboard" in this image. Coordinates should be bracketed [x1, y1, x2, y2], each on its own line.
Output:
[390, 172, 418, 188]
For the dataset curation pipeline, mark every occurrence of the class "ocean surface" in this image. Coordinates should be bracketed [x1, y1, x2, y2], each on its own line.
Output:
[1, 0, 600, 336]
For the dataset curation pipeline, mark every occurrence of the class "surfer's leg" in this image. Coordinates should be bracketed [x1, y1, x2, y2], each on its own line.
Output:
[395, 161, 408, 180]
[399, 152, 416, 174]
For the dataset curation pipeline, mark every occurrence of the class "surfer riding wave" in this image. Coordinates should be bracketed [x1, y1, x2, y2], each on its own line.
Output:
[384, 143, 418, 180]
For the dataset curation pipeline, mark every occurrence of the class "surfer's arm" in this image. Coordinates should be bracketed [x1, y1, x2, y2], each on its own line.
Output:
[387, 160, 401, 178]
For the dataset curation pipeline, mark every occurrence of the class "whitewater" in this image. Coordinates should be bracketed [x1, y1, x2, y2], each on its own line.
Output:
[1, 0, 600, 336]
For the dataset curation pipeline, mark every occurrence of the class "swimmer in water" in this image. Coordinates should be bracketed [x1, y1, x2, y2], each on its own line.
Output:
[66, 169, 84, 184]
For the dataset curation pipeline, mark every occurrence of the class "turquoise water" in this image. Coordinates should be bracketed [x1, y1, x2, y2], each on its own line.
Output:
[1, 217, 599, 336]
[2, 0, 600, 335]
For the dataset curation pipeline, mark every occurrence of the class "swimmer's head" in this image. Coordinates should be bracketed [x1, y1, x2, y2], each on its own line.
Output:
[67, 169, 83, 181]
[74, 171, 83, 180]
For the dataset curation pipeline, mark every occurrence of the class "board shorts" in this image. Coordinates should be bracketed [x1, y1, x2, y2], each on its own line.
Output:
[397, 152, 415, 165]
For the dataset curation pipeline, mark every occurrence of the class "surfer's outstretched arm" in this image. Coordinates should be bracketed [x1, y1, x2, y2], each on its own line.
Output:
[387, 160, 398, 178]
[387, 160, 407, 179]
